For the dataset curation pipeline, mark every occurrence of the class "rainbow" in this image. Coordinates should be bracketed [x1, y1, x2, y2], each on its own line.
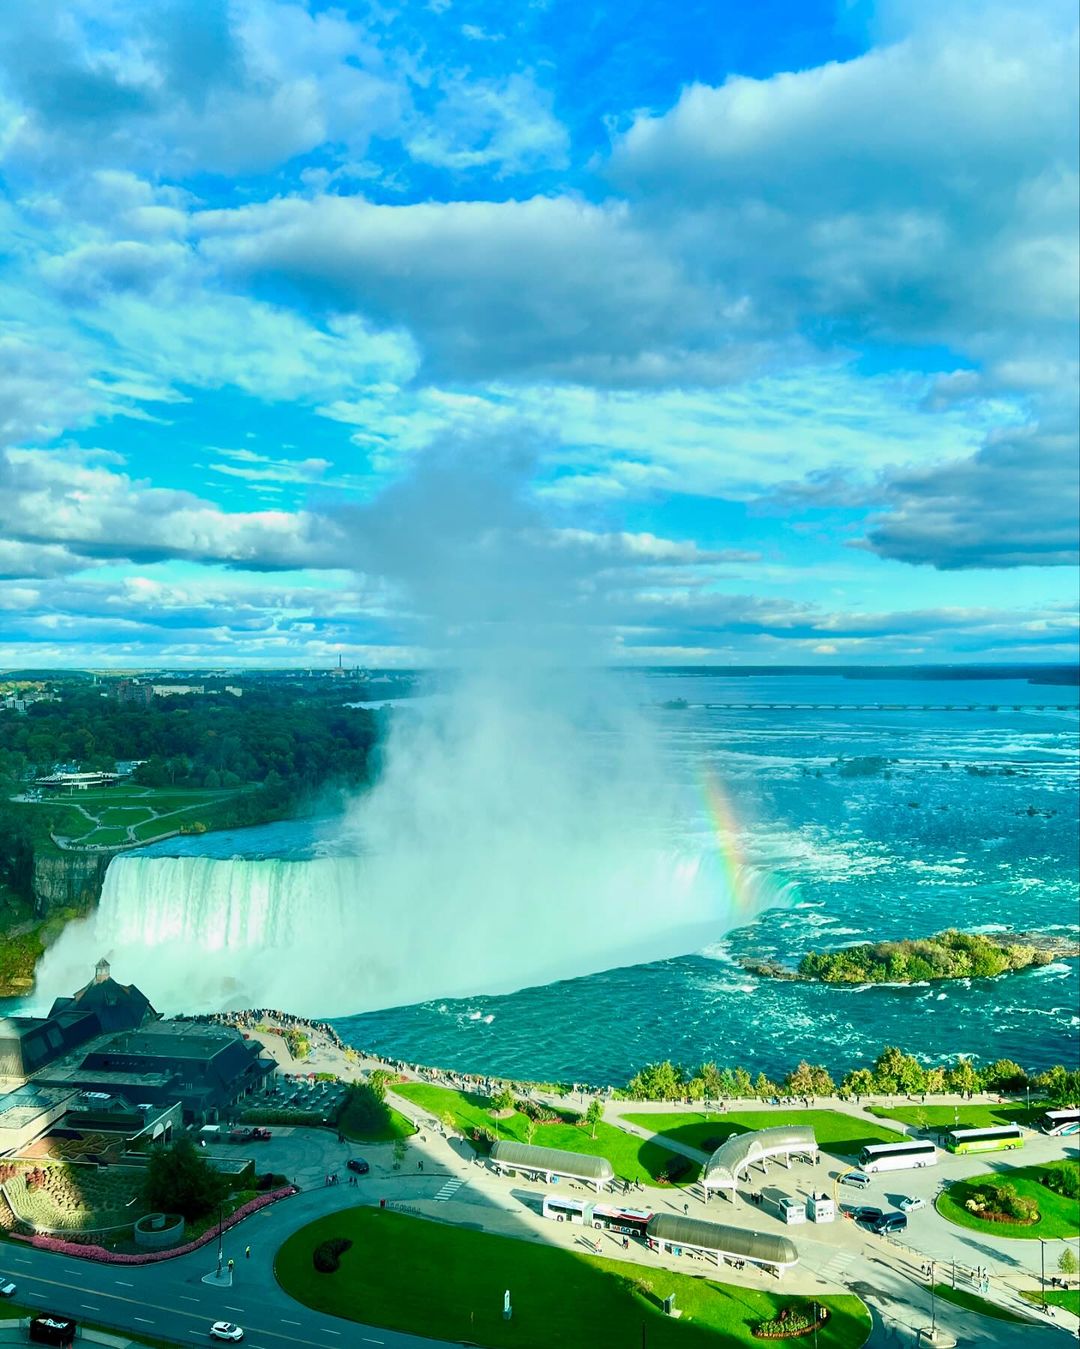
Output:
[699, 767, 751, 909]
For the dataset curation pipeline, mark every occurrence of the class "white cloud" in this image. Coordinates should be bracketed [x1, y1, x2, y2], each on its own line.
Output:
[406, 71, 568, 175]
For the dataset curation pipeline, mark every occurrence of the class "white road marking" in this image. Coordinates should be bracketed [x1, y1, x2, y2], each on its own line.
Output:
[134, 1316, 154, 1324]
[281, 1321, 301, 1326]
[180, 1295, 202, 1302]
[115, 1280, 135, 1286]
[80, 1305, 101, 1312]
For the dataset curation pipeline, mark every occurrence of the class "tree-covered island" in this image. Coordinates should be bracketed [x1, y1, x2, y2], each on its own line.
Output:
[743, 928, 1076, 985]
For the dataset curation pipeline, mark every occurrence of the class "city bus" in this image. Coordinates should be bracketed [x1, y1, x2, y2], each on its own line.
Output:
[1039, 1109, 1080, 1136]
[943, 1125, 1024, 1155]
[541, 1194, 652, 1237]
[858, 1140, 938, 1173]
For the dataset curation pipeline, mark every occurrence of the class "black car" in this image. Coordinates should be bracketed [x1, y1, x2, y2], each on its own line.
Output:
[872, 1211, 908, 1236]
[347, 1157, 369, 1175]
[852, 1205, 884, 1226]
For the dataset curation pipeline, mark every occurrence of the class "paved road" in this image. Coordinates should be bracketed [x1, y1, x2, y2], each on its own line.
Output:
[0, 1184, 448, 1349]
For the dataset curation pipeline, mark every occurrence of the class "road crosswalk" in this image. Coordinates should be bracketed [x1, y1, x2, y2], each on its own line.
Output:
[434, 1178, 466, 1203]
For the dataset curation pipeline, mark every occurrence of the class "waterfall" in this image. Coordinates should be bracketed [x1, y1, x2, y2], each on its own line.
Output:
[32, 841, 786, 1017]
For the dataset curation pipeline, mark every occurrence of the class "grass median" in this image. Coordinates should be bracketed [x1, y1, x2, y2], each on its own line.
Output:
[936, 1160, 1079, 1240]
[276, 1207, 871, 1348]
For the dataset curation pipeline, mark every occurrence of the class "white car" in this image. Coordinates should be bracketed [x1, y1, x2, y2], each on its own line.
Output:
[0, 1279, 16, 1298]
[209, 1324, 244, 1343]
[899, 1196, 925, 1213]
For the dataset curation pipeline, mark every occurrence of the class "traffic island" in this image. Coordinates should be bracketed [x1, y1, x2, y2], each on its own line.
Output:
[275, 1207, 871, 1348]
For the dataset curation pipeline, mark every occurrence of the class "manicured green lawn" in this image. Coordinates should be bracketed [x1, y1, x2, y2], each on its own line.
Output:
[870, 1104, 1043, 1130]
[1021, 1289, 1080, 1316]
[391, 1084, 697, 1184]
[275, 1208, 871, 1349]
[937, 1161, 1080, 1240]
[337, 1096, 416, 1144]
[624, 1110, 905, 1158]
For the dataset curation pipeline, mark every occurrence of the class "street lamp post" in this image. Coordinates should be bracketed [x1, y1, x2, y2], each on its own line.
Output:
[1040, 1239, 1046, 1311]
[929, 1260, 937, 1340]
[216, 1199, 224, 1280]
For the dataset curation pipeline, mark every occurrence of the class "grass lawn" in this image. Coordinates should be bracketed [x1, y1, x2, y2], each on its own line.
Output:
[336, 1095, 417, 1144]
[623, 1110, 906, 1158]
[870, 1104, 1044, 1131]
[1021, 1289, 1080, 1316]
[275, 1208, 871, 1349]
[392, 1084, 698, 1184]
[937, 1160, 1080, 1240]
[930, 1283, 1034, 1324]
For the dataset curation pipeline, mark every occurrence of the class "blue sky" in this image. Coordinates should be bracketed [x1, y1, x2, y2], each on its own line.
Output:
[0, 0, 1076, 667]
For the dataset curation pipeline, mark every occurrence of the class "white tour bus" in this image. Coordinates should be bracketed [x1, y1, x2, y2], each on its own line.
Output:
[858, 1140, 938, 1173]
[1039, 1108, 1080, 1137]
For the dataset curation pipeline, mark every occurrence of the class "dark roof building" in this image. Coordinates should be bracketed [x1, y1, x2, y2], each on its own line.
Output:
[0, 960, 156, 1088]
[48, 958, 156, 1033]
[42, 1020, 276, 1124]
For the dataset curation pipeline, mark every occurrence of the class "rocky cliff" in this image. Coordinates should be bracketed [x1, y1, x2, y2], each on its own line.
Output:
[31, 848, 114, 918]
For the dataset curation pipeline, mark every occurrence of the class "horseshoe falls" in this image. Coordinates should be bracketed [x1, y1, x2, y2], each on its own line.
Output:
[35, 842, 784, 1016]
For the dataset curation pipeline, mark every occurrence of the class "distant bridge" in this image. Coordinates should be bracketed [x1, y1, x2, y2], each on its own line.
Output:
[668, 703, 1075, 713]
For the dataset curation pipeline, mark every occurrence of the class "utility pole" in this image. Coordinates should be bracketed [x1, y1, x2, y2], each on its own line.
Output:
[216, 1198, 224, 1279]
[929, 1260, 937, 1339]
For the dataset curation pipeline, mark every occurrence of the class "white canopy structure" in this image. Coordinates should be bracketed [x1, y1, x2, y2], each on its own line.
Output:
[702, 1126, 818, 1199]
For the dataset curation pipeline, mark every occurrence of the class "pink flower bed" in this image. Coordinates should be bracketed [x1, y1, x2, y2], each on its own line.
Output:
[10, 1187, 298, 1264]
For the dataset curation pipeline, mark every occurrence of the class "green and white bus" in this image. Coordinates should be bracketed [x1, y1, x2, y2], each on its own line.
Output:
[943, 1125, 1024, 1155]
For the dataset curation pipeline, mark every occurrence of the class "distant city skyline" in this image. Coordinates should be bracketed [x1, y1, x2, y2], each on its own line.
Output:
[0, 0, 1076, 667]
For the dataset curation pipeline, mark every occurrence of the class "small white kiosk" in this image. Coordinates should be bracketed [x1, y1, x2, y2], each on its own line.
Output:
[806, 1192, 836, 1223]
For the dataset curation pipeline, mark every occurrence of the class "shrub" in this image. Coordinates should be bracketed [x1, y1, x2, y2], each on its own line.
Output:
[313, 1236, 352, 1273]
[1041, 1167, 1080, 1200]
[663, 1156, 694, 1183]
[255, 1173, 289, 1192]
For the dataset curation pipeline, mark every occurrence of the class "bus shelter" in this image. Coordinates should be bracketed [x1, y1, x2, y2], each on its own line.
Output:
[489, 1140, 614, 1191]
[646, 1214, 799, 1277]
[703, 1126, 818, 1201]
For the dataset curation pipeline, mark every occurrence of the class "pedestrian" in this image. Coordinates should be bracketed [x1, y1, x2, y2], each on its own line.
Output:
[683, 1203, 689, 1216]
[245, 1245, 251, 1260]
[623, 1236, 629, 1250]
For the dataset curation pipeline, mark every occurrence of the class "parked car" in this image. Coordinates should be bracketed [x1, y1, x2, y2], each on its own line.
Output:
[0, 1279, 16, 1298]
[899, 1196, 925, 1213]
[209, 1323, 244, 1342]
[229, 1128, 254, 1143]
[251, 1127, 272, 1140]
[851, 1205, 884, 1226]
[873, 1211, 908, 1236]
[347, 1157, 370, 1175]
[841, 1171, 872, 1189]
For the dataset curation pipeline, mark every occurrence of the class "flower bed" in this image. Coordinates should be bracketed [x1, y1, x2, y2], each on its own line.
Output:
[10, 1186, 297, 1264]
[753, 1306, 830, 1339]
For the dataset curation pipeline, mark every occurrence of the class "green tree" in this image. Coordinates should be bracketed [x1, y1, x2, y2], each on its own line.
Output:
[841, 1067, 875, 1099]
[1058, 1248, 1077, 1282]
[627, 1061, 683, 1102]
[585, 1098, 604, 1139]
[143, 1138, 228, 1220]
[945, 1058, 981, 1096]
[368, 1069, 394, 1099]
[982, 1059, 1028, 1093]
[785, 1061, 816, 1098]
[490, 1087, 515, 1113]
[699, 1062, 724, 1102]
[754, 1072, 776, 1100]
